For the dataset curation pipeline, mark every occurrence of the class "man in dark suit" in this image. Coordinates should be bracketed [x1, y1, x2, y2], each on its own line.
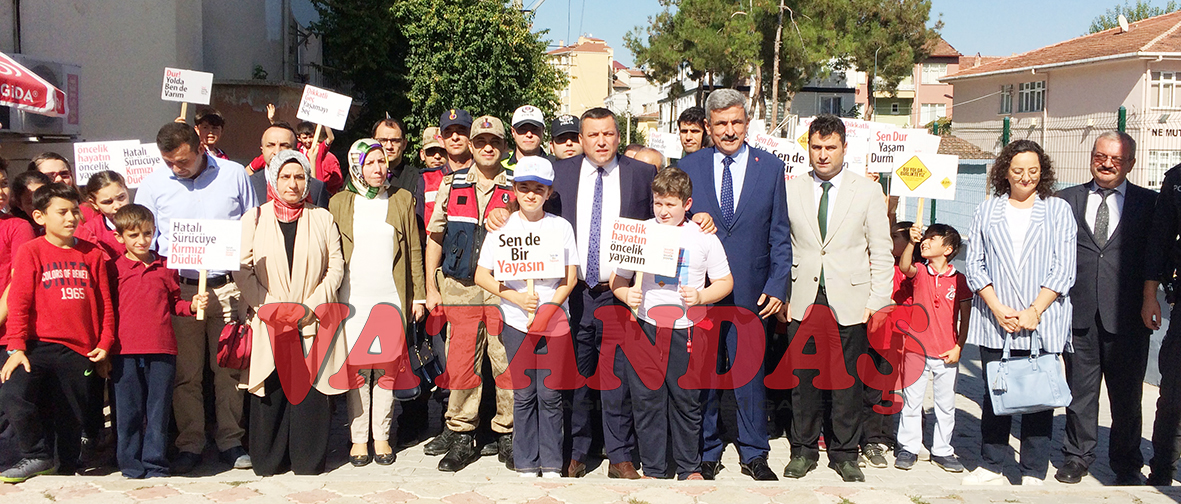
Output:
[1056, 132, 1156, 485]
[251, 123, 331, 208]
[678, 89, 791, 481]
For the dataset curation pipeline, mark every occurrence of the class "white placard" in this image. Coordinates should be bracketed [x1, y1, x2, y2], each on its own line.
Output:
[889, 153, 959, 200]
[167, 219, 242, 272]
[867, 127, 941, 173]
[646, 131, 684, 161]
[161, 67, 214, 105]
[797, 116, 873, 176]
[746, 131, 808, 181]
[606, 218, 681, 277]
[120, 143, 167, 188]
[296, 84, 352, 131]
[492, 229, 565, 281]
[73, 140, 138, 186]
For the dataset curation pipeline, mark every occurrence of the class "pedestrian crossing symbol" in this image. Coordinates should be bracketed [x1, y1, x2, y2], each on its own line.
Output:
[895, 156, 931, 191]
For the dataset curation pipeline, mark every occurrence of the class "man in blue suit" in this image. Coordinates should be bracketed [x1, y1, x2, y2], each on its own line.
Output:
[679, 88, 792, 481]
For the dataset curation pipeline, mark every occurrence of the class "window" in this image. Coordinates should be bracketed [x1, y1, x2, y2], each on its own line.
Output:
[1153, 72, 1180, 109]
[1017, 81, 1045, 113]
[1000, 84, 1013, 114]
[921, 63, 948, 84]
[891, 102, 900, 114]
[819, 96, 843, 115]
[1147, 150, 1181, 190]
[920, 103, 946, 125]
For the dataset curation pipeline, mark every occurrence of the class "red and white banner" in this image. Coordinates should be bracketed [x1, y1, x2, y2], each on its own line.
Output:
[0, 51, 67, 117]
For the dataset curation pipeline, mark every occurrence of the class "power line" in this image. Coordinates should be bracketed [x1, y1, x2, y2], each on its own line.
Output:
[578, 0, 586, 38]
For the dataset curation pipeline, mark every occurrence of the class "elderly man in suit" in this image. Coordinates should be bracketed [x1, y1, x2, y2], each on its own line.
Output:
[1056, 132, 1156, 485]
[782, 115, 893, 482]
[679, 88, 791, 481]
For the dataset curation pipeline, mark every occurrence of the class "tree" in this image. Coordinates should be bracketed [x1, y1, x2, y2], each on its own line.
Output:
[1090, 0, 1179, 33]
[836, 0, 942, 120]
[310, 0, 566, 149]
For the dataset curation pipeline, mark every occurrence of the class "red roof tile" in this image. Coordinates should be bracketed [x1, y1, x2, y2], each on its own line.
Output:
[938, 134, 995, 160]
[946, 10, 1181, 80]
[926, 37, 960, 58]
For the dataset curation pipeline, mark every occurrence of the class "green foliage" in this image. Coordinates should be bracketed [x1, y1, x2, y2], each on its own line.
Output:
[624, 0, 763, 85]
[1090, 1, 1179, 33]
[615, 114, 648, 153]
[310, 0, 565, 150]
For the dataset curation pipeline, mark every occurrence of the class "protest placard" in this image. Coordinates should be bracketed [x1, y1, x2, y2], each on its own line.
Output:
[167, 219, 243, 273]
[121, 143, 167, 188]
[296, 84, 352, 131]
[889, 153, 959, 200]
[797, 116, 872, 175]
[746, 131, 809, 181]
[867, 127, 941, 173]
[491, 229, 565, 281]
[73, 140, 138, 185]
[606, 218, 681, 277]
[646, 131, 684, 161]
[161, 67, 213, 105]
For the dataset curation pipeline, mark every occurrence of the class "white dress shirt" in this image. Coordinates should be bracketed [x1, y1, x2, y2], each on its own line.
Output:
[811, 168, 845, 229]
[577, 155, 621, 283]
[1084, 179, 1127, 236]
[713, 144, 750, 210]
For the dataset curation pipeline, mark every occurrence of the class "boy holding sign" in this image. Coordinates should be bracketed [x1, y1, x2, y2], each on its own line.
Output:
[474, 157, 579, 478]
[609, 167, 733, 480]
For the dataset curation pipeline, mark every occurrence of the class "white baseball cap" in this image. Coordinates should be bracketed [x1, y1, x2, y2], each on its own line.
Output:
[513, 156, 554, 185]
[511, 105, 545, 129]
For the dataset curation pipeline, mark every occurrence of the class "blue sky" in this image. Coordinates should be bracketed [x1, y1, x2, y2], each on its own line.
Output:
[529, 0, 1166, 67]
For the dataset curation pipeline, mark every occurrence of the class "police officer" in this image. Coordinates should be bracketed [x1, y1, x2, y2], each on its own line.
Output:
[1145, 162, 1181, 485]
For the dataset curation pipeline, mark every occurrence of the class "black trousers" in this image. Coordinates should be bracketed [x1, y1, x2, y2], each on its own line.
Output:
[789, 288, 868, 463]
[566, 282, 634, 464]
[626, 320, 701, 479]
[1151, 306, 1181, 476]
[1063, 313, 1149, 474]
[1, 341, 91, 468]
[862, 346, 897, 448]
[979, 346, 1054, 478]
[248, 371, 331, 476]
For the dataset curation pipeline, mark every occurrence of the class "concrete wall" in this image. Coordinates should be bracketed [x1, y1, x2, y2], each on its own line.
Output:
[912, 56, 958, 125]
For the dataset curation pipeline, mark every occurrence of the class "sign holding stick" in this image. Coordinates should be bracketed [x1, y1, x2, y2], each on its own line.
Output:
[161, 67, 214, 120]
[606, 218, 682, 277]
[167, 219, 243, 320]
[526, 279, 536, 326]
[492, 229, 565, 281]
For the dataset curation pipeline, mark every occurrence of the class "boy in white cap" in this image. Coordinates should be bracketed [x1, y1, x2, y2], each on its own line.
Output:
[474, 156, 579, 478]
[504, 105, 547, 168]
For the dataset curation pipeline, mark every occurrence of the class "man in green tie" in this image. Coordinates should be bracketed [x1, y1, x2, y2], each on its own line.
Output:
[781, 115, 894, 482]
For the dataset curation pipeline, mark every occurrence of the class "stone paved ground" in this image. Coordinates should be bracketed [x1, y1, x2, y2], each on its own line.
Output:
[5, 344, 1181, 503]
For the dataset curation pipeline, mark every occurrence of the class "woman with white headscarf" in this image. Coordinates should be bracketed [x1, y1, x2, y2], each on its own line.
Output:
[234, 149, 346, 476]
[329, 139, 426, 466]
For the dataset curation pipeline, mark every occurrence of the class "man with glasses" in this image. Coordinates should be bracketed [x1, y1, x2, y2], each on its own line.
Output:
[1058, 132, 1157, 485]
[373, 117, 418, 193]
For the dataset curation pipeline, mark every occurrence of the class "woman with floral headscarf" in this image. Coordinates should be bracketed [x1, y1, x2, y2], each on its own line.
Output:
[234, 150, 346, 476]
[329, 139, 427, 466]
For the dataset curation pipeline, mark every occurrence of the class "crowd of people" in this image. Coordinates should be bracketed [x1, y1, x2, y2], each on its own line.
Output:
[0, 87, 1179, 490]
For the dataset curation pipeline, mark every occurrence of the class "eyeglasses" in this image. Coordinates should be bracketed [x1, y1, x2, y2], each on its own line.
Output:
[1092, 152, 1127, 167]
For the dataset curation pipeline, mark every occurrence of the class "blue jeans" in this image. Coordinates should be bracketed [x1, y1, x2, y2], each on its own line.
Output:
[112, 354, 176, 478]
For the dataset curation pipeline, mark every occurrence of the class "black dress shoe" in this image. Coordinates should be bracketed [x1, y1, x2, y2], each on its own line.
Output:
[831, 460, 865, 482]
[1054, 459, 1088, 484]
[701, 460, 724, 480]
[374, 452, 396, 466]
[438, 433, 479, 472]
[739, 457, 779, 481]
[1114, 471, 1144, 485]
[424, 428, 458, 456]
[350, 454, 373, 467]
[1148, 470, 1174, 486]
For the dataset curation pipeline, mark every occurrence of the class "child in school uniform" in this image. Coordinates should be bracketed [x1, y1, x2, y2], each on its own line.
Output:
[893, 223, 972, 473]
[108, 204, 207, 478]
[609, 166, 734, 480]
[0, 184, 115, 483]
[474, 156, 579, 478]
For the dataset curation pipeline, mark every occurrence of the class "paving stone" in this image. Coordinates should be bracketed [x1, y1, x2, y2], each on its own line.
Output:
[128, 486, 183, 500]
[394, 481, 469, 499]
[95, 480, 159, 492]
[286, 490, 342, 504]
[770, 489, 823, 504]
[205, 487, 262, 502]
[545, 485, 629, 504]
[46, 484, 102, 501]
[697, 486, 784, 504]
[439, 491, 494, 504]
[321, 482, 402, 497]
[362, 489, 418, 504]
[672, 485, 714, 497]
[521, 498, 563, 504]
[847, 489, 919, 504]
[624, 487, 695, 504]
[0, 484, 26, 496]
[173, 482, 235, 495]
[472, 482, 545, 502]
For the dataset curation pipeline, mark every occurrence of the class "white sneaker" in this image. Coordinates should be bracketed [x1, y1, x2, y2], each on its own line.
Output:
[963, 467, 1006, 485]
[519, 471, 540, 478]
[1021, 476, 1044, 486]
[541, 471, 561, 478]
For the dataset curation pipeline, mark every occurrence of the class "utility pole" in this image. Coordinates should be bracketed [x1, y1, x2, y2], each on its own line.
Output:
[769, 0, 784, 133]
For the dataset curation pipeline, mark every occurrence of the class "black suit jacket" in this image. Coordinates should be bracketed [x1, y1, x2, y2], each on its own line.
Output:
[1061, 181, 1158, 336]
[545, 154, 657, 229]
[250, 169, 332, 209]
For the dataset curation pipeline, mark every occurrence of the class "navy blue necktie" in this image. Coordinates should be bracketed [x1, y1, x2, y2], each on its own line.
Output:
[586, 167, 605, 283]
[721, 156, 735, 227]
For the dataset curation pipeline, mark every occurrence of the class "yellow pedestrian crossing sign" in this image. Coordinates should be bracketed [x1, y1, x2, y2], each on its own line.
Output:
[889, 153, 959, 200]
[895, 156, 931, 191]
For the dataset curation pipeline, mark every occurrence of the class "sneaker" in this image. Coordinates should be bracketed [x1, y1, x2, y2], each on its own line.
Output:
[931, 454, 964, 473]
[860, 443, 888, 468]
[219, 447, 252, 469]
[1021, 475, 1044, 486]
[518, 471, 540, 478]
[0, 458, 55, 483]
[424, 428, 458, 456]
[541, 471, 561, 478]
[894, 450, 917, 470]
[817, 434, 827, 452]
[963, 467, 1006, 485]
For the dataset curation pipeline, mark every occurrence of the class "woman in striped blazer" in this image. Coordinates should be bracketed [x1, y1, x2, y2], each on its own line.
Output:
[962, 140, 1077, 486]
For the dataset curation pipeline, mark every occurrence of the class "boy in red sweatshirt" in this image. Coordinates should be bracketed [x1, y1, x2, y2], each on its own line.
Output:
[0, 183, 115, 483]
[109, 204, 207, 479]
